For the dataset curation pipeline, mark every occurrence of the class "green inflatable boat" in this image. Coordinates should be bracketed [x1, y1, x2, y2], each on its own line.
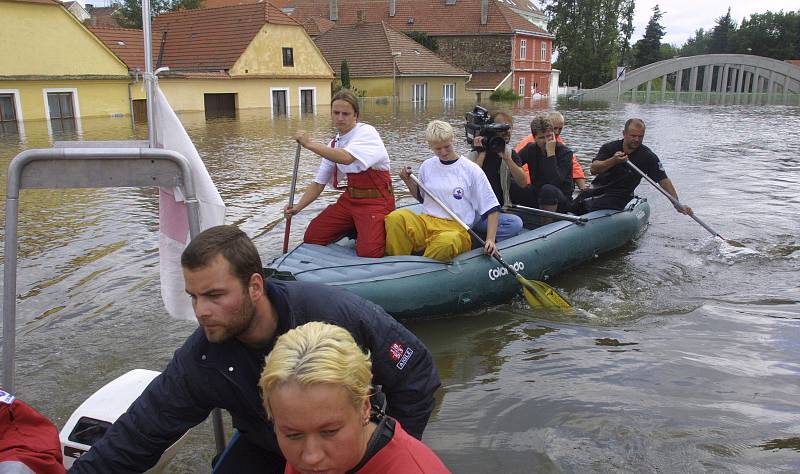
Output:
[267, 198, 650, 319]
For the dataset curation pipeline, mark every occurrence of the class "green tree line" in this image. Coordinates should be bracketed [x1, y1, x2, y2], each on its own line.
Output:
[546, 0, 800, 88]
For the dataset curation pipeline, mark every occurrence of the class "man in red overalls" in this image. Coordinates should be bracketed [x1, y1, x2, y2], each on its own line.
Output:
[287, 90, 394, 258]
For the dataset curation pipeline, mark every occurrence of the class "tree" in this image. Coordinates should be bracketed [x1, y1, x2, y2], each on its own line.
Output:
[708, 7, 736, 54]
[618, 0, 636, 65]
[680, 28, 709, 57]
[734, 10, 800, 59]
[340, 60, 351, 90]
[402, 31, 438, 52]
[631, 5, 666, 68]
[545, 0, 636, 89]
[113, 0, 204, 29]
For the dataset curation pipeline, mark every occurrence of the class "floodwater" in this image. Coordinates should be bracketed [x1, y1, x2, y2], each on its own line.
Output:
[1, 98, 799, 472]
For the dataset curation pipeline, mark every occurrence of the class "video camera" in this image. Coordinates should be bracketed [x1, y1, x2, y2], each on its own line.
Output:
[464, 106, 510, 154]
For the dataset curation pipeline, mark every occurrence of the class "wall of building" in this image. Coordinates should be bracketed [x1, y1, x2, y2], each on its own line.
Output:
[0, 0, 129, 77]
[350, 77, 394, 98]
[396, 76, 469, 103]
[1, 79, 130, 121]
[512, 35, 552, 97]
[231, 24, 334, 79]
[137, 78, 333, 112]
[434, 35, 512, 73]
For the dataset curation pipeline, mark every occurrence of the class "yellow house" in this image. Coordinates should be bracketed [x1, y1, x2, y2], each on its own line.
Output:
[312, 22, 471, 103]
[92, 2, 334, 119]
[0, 0, 131, 135]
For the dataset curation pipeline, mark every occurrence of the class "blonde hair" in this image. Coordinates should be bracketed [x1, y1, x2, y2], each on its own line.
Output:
[258, 322, 372, 419]
[547, 111, 564, 126]
[425, 120, 455, 144]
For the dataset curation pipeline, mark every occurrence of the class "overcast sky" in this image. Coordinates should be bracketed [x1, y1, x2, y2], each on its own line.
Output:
[629, 0, 798, 46]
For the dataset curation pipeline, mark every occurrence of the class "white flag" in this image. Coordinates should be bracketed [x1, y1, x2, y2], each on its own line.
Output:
[155, 86, 226, 320]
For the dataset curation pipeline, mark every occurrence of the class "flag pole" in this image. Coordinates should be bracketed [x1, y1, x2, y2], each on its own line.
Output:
[141, 0, 226, 454]
[142, 0, 156, 147]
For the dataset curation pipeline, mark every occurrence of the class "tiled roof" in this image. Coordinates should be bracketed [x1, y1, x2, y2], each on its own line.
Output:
[201, 0, 260, 9]
[314, 22, 468, 78]
[498, 0, 544, 15]
[786, 60, 800, 67]
[9, 0, 62, 5]
[302, 16, 335, 36]
[466, 71, 511, 90]
[283, 0, 550, 36]
[91, 3, 299, 72]
[87, 6, 121, 28]
[151, 3, 299, 71]
[90, 27, 146, 70]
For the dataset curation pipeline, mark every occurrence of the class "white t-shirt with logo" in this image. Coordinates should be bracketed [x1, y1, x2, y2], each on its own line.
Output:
[418, 156, 500, 225]
[313, 123, 390, 187]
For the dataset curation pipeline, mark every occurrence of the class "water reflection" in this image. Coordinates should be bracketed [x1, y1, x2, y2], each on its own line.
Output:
[1, 100, 799, 472]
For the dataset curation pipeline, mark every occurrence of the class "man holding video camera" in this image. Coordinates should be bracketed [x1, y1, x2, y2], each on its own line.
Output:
[464, 107, 528, 241]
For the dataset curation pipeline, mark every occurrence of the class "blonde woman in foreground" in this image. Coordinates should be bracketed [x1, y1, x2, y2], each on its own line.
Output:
[259, 322, 451, 474]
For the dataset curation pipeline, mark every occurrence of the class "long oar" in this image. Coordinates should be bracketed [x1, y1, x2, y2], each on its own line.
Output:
[409, 173, 571, 310]
[625, 160, 744, 247]
[282, 143, 301, 254]
[510, 204, 588, 224]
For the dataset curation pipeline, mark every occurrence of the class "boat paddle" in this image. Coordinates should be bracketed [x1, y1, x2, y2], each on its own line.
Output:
[510, 204, 588, 224]
[282, 143, 302, 254]
[408, 172, 572, 310]
[625, 160, 744, 247]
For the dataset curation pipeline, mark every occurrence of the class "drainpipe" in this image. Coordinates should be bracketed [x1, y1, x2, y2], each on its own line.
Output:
[481, 0, 488, 25]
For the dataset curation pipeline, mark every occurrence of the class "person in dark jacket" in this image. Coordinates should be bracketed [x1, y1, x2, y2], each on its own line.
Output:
[572, 118, 693, 216]
[69, 225, 440, 474]
[518, 114, 576, 223]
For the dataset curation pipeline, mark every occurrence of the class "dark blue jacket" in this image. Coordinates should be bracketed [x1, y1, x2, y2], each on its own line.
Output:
[70, 279, 441, 473]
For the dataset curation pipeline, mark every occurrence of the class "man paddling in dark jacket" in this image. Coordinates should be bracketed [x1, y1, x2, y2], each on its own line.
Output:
[69, 225, 440, 473]
[572, 118, 693, 216]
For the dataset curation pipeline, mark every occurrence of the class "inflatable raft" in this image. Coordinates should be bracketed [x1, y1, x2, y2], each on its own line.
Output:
[268, 198, 650, 319]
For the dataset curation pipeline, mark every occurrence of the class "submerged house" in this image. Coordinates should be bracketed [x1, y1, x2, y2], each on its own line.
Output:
[313, 21, 470, 102]
[92, 2, 334, 119]
[0, 0, 131, 135]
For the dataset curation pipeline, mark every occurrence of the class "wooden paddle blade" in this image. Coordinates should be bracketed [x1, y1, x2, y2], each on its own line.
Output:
[517, 275, 572, 310]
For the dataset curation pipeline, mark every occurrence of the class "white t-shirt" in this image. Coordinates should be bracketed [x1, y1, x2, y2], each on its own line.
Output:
[418, 156, 500, 225]
[313, 123, 391, 186]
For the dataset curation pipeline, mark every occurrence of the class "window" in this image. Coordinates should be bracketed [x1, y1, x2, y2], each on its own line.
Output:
[519, 39, 527, 60]
[0, 93, 18, 134]
[442, 83, 455, 102]
[271, 88, 289, 116]
[412, 83, 427, 103]
[282, 47, 294, 67]
[519, 77, 525, 97]
[300, 88, 315, 113]
[541, 41, 547, 61]
[47, 91, 76, 133]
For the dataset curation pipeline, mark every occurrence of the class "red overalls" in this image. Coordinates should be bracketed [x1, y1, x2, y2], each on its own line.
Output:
[0, 393, 65, 474]
[303, 139, 395, 257]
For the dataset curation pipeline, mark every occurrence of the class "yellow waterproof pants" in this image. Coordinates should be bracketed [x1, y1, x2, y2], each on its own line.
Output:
[384, 209, 471, 262]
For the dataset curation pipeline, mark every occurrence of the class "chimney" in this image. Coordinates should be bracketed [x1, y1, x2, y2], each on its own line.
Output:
[329, 0, 338, 21]
[481, 0, 488, 25]
[389, 0, 395, 17]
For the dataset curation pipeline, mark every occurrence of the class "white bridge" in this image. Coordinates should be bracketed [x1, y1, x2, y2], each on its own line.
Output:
[578, 54, 800, 104]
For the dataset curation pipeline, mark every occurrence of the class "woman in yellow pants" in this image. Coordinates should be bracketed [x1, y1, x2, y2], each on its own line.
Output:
[385, 120, 500, 262]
